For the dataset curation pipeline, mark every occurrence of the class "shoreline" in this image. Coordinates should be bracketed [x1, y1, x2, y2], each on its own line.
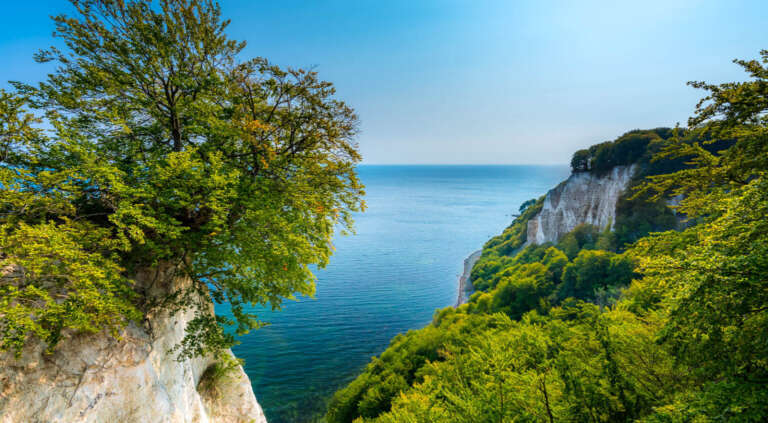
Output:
[456, 250, 483, 306]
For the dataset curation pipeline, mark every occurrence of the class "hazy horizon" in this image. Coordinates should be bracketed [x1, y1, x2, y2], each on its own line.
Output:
[3, 0, 767, 164]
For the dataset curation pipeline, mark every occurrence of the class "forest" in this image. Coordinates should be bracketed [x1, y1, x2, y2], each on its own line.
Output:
[327, 51, 768, 422]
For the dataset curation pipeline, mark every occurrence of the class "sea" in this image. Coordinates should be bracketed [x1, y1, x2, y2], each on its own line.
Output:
[217, 165, 570, 422]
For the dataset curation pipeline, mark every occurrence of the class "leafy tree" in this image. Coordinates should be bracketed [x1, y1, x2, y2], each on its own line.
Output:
[326, 313, 508, 423]
[628, 50, 768, 420]
[558, 223, 601, 259]
[558, 250, 635, 302]
[518, 198, 537, 213]
[559, 250, 610, 300]
[0, 0, 363, 358]
[542, 246, 568, 285]
[571, 149, 590, 172]
[559, 231, 580, 260]
[364, 305, 684, 423]
[613, 191, 679, 248]
[479, 196, 543, 258]
[488, 263, 554, 319]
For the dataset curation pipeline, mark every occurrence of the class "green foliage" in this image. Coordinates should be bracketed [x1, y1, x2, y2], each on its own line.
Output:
[557, 250, 635, 303]
[196, 353, 244, 400]
[360, 305, 685, 423]
[609, 129, 738, 249]
[613, 190, 679, 249]
[518, 198, 537, 213]
[479, 196, 544, 259]
[570, 128, 674, 174]
[482, 262, 554, 319]
[326, 313, 509, 423]
[0, 0, 363, 358]
[0, 220, 141, 355]
[558, 223, 602, 258]
[331, 51, 768, 423]
[629, 178, 768, 420]
[331, 230, 639, 422]
[466, 243, 634, 320]
[470, 196, 545, 289]
[625, 51, 768, 417]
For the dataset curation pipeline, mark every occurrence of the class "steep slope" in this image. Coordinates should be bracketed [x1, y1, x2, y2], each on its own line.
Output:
[526, 165, 637, 245]
[0, 264, 267, 423]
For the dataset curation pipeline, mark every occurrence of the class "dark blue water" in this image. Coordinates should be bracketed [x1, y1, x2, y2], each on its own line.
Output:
[220, 165, 569, 422]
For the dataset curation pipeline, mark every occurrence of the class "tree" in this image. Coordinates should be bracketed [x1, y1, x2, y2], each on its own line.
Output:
[519, 198, 537, 213]
[364, 306, 683, 423]
[559, 250, 611, 301]
[0, 0, 364, 358]
[570, 149, 590, 172]
[629, 50, 768, 419]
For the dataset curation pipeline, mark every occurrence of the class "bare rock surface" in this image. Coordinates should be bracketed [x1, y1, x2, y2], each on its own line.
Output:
[0, 264, 267, 423]
[456, 250, 482, 306]
[526, 165, 637, 245]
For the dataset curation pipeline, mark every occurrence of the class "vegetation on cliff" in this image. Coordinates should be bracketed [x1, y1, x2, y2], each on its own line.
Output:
[0, 0, 363, 359]
[328, 51, 768, 422]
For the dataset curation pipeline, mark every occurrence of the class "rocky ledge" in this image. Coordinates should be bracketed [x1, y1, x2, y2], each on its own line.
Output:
[0, 264, 267, 423]
[526, 165, 637, 245]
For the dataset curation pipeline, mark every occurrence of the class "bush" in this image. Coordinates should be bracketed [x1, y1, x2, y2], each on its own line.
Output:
[569, 128, 675, 174]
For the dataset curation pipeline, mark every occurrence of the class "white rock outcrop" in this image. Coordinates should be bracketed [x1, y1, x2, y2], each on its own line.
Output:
[526, 165, 637, 245]
[0, 264, 267, 423]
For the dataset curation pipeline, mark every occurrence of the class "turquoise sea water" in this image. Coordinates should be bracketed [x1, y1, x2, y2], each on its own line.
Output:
[219, 165, 570, 422]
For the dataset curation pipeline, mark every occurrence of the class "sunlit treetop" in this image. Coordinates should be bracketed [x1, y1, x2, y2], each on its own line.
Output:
[0, 0, 364, 358]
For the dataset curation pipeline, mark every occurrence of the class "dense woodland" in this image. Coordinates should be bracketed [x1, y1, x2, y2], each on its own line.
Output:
[327, 52, 768, 422]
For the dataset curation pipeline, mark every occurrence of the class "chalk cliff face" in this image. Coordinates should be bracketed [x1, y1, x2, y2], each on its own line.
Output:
[0, 264, 267, 423]
[526, 165, 637, 245]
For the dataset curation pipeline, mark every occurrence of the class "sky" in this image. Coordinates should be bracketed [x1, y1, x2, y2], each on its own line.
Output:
[1, 1, 767, 164]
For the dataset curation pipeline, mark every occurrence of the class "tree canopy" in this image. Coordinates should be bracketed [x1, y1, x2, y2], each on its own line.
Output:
[570, 128, 674, 173]
[0, 0, 364, 358]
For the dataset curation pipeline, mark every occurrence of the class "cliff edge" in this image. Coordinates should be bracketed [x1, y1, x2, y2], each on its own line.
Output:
[0, 264, 267, 423]
[526, 165, 637, 245]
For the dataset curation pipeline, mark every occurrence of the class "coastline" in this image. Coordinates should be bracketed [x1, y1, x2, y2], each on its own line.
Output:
[456, 250, 483, 306]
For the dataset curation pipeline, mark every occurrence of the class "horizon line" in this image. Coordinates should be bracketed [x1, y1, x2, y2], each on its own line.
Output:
[357, 163, 570, 166]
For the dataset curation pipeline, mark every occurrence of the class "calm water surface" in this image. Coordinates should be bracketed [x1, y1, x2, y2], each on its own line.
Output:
[218, 165, 570, 422]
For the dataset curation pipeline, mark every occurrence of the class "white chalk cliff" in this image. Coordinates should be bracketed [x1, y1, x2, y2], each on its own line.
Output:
[0, 263, 267, 423]
[526, 165, 637, 245]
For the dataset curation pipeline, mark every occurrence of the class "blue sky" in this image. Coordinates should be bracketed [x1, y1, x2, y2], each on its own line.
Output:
[2, 1, 767, 164]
